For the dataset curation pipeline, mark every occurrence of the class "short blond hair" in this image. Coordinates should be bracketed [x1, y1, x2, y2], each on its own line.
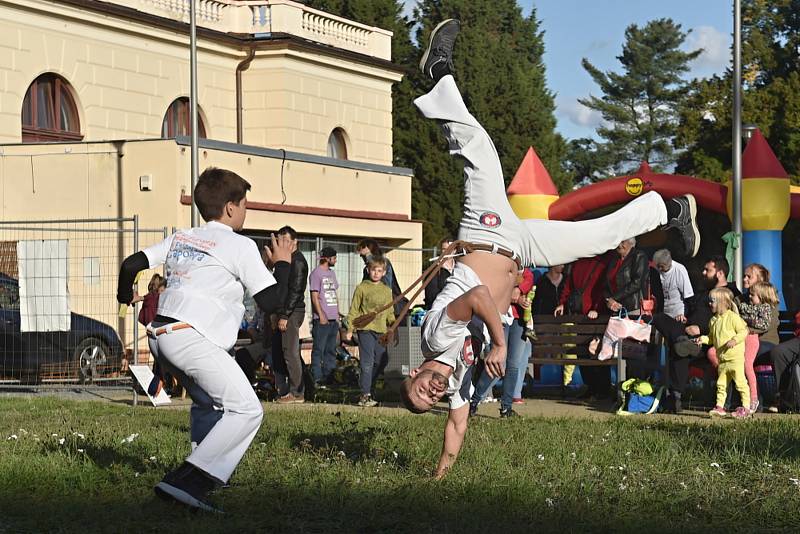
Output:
[709, 287, 738, 314]
[750, 281, 779, 306]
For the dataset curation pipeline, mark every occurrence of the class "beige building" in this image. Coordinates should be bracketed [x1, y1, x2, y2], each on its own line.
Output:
[0, 0, 422, 371]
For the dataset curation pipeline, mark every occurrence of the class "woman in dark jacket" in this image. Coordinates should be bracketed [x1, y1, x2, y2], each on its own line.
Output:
[604, 238, 649, 314]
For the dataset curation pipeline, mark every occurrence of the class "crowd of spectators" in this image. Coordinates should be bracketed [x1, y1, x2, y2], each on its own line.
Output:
[185, 228, 800, 416]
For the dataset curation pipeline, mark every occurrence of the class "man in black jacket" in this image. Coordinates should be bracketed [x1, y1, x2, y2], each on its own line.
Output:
[653, 255, 741, 412]
[274, 226, 309, 403]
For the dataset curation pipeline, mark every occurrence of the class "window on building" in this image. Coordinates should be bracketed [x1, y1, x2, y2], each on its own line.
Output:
[21, 74, 82, 142]
[161, 97, 207, 138]
[327, 128, 348, 160]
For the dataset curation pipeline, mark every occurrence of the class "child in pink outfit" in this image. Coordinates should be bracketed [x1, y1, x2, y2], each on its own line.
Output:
[706, 281, 779, 412]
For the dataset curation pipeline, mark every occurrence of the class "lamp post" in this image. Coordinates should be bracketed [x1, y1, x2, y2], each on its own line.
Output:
[731, 0, 743, 289]
[190, 0, 199, 226]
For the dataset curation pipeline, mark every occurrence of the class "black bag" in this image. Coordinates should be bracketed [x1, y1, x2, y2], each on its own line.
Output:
[566, 260, 602, 314]
[781, 361, 800, 413]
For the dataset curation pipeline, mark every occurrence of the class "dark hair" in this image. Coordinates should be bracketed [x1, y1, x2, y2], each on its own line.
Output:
[438, 237, 454, 249]
[707, 255, 729, 277]
[276, 226, 297, 240]
[193, 167, 251, 222]
[357, 238, 382, 256]
[400, 377, 426, 414]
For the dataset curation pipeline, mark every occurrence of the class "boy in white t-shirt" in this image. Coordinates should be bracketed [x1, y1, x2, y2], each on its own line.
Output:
[117, 167, 292, 513]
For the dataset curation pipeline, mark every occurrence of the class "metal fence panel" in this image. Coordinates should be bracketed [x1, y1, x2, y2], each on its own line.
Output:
[0, 218, 166, 388]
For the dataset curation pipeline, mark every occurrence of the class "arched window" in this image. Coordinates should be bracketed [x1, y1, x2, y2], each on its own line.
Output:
[161, 97, 207, 138]
[327, 128, 348, 160]
[21, 74, 82, 142]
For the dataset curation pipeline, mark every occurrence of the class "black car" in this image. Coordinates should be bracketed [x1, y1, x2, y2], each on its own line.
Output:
[0, 274, 124, 383]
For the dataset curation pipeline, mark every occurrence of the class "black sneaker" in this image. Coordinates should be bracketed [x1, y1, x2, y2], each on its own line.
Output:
[154, 462, 222, 514]
[499, 407, 518, 418]
[666, 194, 700, 257]
[673, 336, 701, 358]
[469, 402, 478, 417]
[419, 19, 460, 82]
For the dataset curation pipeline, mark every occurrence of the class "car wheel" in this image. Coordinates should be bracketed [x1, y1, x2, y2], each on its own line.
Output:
[73, 337, 109, 384]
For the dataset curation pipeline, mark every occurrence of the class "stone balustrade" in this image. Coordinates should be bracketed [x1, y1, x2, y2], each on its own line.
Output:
[104, 0, 392, 59]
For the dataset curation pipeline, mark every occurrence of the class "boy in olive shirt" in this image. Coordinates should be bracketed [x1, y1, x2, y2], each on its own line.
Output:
[345, 256, 395, 406]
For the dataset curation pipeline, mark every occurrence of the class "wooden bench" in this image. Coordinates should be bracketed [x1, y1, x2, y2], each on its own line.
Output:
[528, 314, 661, 400]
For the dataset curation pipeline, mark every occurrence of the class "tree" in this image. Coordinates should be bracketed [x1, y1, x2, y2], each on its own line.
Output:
[564, 138, 615, 185]
[675, 0, 800, 183]
[306, 0, 566, 245]
[579, 18, 701, 173]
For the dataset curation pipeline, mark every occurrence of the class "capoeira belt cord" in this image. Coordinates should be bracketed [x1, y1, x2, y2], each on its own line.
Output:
[353, 240, 488, 346]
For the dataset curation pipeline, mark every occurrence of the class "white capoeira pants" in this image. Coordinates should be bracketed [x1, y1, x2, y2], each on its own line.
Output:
[148, 323, 263, 483]
[413, 75, 668, 267]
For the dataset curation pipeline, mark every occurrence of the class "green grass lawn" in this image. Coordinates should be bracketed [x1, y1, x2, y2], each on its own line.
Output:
[2, 397, 800, 533]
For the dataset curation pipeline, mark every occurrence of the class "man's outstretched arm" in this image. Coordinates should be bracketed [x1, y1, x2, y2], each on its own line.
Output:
[446, 285, 506, 377]
[435, 403, 469, 480]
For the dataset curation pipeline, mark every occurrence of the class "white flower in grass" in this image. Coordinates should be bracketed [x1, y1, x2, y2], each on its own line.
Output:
[121, 433, 139, 444]
[149, 456, 157, 461]
[710, 462, 720, 468]
[570, 452, 576, 459]
[545, 498, 554, 507]
[7, 435, 18, 440]
[77, 449, 85, 453]
[58, 438, 65, 445]
[619, 483, 627, 491]
[789, 478, 800, 486]
[73, 432, 85, 440]
[135, 472, 140, 478]
[392, 451, 398, 458]
[680, 482, 687, 489]
[537, 454, 545, 461]
[19, 429, 27, 434]
[51, 434, 57, 437]
[764, 462, 772, 468]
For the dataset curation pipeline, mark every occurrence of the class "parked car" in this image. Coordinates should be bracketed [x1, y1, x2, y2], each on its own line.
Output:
[0, 274, 124, 383]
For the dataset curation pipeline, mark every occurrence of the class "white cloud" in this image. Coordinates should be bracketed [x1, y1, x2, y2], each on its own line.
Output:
[685, 25, 730, 76]
[556, 96, 604, 129]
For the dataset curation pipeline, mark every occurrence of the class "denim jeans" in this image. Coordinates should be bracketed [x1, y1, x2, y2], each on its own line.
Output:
[311, 319, 338, 383]
[357, 330, 388, 396]
[471, 319, 531, 411]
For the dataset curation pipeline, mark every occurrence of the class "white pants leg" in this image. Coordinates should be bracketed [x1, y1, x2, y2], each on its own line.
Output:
[415, 75, 668, 267]
[149, 327, 263, 483]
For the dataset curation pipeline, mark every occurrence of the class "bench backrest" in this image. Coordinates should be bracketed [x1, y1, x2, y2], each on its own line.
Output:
[530, 314, 609, 358]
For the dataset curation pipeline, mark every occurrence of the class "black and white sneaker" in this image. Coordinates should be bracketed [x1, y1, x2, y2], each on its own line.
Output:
[154, 462, 222, 514]
[499, 407, 518, 418]
[666, 194, 700, 257]
[419, 19, 460, 82]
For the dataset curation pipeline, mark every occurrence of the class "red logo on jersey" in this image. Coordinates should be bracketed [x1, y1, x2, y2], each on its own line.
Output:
[479, 212, 501, 228]
[462, 336, 475, 366]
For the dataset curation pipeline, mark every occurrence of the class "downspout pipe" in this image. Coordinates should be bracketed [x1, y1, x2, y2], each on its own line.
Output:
[236, 48, 256, 144]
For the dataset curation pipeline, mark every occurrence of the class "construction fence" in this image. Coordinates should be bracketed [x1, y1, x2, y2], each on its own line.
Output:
[0, 218, 435, 390]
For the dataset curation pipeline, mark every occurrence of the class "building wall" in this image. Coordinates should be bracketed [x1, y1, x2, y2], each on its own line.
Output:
[243, 54, 395, 164]
[0, 0, 399, 166]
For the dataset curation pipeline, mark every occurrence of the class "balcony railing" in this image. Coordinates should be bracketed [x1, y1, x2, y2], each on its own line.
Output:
[106, 0, 392, 59]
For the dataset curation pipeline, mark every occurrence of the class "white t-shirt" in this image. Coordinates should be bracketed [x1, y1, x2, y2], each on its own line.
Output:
[660, 260, 694, 319]
[142, 221, 276, 350]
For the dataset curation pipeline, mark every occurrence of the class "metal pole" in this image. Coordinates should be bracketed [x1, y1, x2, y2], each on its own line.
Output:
[190, 0, 200, 227]
[132, 214, 140, 407]
[732, 0, 743, 289]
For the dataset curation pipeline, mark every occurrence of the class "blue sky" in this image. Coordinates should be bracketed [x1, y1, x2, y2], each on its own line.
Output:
[403, 1, 733, 141]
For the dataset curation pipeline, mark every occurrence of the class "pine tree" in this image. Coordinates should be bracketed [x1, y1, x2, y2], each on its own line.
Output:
[306, 0, 566, 245]
[579, 18, 701, 172]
